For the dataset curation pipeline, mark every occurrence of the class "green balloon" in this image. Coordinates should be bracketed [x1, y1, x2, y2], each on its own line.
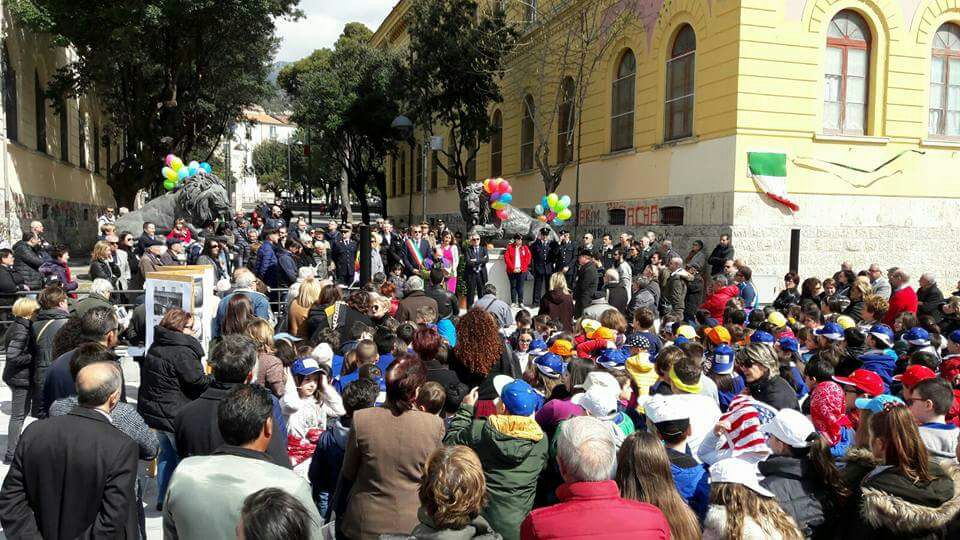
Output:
[163, 179, 176, 190]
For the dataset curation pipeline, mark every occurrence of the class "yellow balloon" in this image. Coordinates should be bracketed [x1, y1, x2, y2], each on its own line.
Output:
[170, 157, 184, 171]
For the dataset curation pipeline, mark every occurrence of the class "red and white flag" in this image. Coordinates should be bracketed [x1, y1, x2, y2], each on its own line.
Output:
[719, 395, 776, 458]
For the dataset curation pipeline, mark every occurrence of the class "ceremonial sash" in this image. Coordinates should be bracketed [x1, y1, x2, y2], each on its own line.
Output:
[405, 238, 426, 269]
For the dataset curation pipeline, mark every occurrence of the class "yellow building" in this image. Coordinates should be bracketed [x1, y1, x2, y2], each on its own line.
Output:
[374, 0, 960, 295]
[1, 7, 118, 251]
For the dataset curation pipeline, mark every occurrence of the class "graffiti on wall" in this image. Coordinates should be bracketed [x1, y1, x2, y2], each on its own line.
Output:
[578, 202, 661, 227]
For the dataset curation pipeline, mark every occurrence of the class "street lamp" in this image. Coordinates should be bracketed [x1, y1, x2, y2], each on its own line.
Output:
[391, 115, 418, 225]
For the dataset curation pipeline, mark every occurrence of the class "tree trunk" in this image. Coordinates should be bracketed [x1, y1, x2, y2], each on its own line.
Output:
[109, 167, 147, 209]
[339, 167, 352, 222]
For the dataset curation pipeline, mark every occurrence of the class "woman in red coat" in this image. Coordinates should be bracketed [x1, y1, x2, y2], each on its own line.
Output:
[701, 275, 741, 323]
[505, 234, 532, 308]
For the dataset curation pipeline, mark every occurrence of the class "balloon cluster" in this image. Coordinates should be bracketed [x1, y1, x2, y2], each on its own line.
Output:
[161, 154, 213, 191]
[483, 177, 514, 222]
[535, 193, 573, 225]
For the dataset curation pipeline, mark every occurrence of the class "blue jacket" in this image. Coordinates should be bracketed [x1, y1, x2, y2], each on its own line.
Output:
[309, 418, 350, 519]
[859, 354, 896, 394]
[276, 248, 298, 287]
[829, 426, 855, 459]
[667, 448, 710, 522]
[255, 241, 279, 286]
[739, 281, 758, 310]
[213, 290, 272, 338]
[437, 318, 457, 347]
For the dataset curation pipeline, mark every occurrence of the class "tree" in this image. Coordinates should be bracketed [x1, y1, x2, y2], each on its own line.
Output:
[9, 0, 301, 207]
[508, 0, 637, 195]
[282, 23, 402, 222]
[404, 0, 518, 196]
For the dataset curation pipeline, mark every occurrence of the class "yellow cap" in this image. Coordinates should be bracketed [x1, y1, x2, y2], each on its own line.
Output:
[580, 319, 601, 336]
[836, 315, 856, 330]
[675, 325, 697, 340]
[767, 311, 788, 328]
[591, 327, 616, 340]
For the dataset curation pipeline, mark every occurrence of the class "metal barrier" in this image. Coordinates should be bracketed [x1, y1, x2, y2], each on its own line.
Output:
[0, 287, 294, 330]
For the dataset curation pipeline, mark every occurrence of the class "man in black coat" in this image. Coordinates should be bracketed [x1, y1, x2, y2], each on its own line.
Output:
[174, 337, 290, 468]
[706, 234, 735, 277]
[425, 267, 459, 320]
[573, 249, 600, 318]
[917, 273, 946, 323]
[530, 228, 554, 305]
[379, 221, 405, 273]
[553, 230, 576, 288]
[463, 233, 489, 308]
[12, 232, 44, 290]
[329, 224, 358, 285]
[403, 226, 432, 275]
[0, 248, 25, 318]
[0, 362, 139, 539]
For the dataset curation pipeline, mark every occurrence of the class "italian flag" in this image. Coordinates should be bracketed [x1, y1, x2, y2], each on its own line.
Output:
[748, 152, 799, 212]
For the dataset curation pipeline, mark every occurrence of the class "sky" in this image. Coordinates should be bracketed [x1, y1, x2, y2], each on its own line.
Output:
[275, 0, 396, 62]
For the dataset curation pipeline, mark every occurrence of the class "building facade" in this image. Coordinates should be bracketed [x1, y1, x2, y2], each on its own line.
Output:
[0, 7, 120, 252]
[220, 105, 297, 211]
[375, 0, 960, 298]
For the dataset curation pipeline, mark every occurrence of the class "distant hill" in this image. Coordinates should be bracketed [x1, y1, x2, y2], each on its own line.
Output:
[268, 61, 291, 84]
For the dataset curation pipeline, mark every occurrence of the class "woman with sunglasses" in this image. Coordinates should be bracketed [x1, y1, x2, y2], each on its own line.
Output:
[196, 238, 227, 281]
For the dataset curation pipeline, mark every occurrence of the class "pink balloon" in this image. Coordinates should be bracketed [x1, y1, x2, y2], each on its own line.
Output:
[165, 154, 175, 167]
[501, 183, 512, 194]
[496, 209, 509, 221]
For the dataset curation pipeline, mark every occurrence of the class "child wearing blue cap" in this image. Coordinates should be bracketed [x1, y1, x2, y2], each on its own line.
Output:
[282, 357, 344, 478]
[776, 337, 809, 401]
[706, 344, 745, 412]
[445, 378, 549, 539]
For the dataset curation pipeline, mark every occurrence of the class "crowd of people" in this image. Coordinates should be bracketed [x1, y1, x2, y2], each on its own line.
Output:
[2, 203, 960, 539]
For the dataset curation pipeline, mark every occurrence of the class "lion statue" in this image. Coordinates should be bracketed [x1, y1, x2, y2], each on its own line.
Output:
[461, 182, 556, 242]
[115, 170, 231, 235]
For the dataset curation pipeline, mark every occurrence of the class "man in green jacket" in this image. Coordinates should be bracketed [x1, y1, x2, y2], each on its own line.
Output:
[445, 376, 548, 540]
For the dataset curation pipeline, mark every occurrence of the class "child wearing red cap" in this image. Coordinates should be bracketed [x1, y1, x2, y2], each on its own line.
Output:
[832, 368, 884, 430]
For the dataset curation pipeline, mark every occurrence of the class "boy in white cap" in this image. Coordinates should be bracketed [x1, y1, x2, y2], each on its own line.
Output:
[645, 395, 710, 520]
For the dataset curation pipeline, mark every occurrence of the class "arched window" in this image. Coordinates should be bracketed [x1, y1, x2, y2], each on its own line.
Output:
[490, 110, 502, 177]
[78, 106, 86, 169]
[824, 10, 871, 135]
[930, 23, 960, 137]
[665, 26, 695, 141]
[59, 99, 69, 162]
[430, 148, 438, 189]
[414, 143, 422, 192]
[520, 95, 535, 171]
[3, 43, 18, 142]
[391, 152, 398, 196]
[35, 71, 47, 154]
[558, 77, 575, 163]
[611, 50, 636, 151]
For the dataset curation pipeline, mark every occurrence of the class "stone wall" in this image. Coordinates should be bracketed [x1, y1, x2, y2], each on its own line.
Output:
[9, 191, 105, 254]
[731, 192, 960, 301]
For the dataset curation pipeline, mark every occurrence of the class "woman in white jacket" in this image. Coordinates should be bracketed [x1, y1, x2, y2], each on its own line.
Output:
[280, 357, 346, 477]
[702, 458, 803, 540]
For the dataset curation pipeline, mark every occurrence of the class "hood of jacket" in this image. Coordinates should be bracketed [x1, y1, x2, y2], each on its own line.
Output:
[544, 289, 570, 305]
[860, 462, 960, 533]
[412, 508, 499, 540]
[758, 455, 808, 481]
[481, 415, 544, 465]
[39, 259, 66, 272]
[35, 307, 69, 322]
[152, 325, 205, 357]
[845, 446, 881, 468]
[670, 459, 707, 499]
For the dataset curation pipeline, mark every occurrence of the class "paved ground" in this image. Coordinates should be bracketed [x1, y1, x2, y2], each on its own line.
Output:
[0, 352, 164, 539]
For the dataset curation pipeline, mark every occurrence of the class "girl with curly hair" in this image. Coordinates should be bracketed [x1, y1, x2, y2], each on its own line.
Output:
[451, 309, 518, 407]
[411, 445, 499, 537]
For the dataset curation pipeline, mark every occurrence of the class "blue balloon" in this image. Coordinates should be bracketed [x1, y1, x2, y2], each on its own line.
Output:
[551, 218, 562, 226]
[200, 162, 212, 174]
[177, 168, 189, 181]
[541, 196, 549, 209]
[500, 193, 513, 204]
[490, 192, 502, 202]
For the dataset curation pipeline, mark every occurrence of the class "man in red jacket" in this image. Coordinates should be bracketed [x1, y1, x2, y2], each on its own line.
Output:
[520, 416, 670, 540]
[883, 268, 918, 326]
[700, 275, 741, 323]
[505, 234, 532, 308]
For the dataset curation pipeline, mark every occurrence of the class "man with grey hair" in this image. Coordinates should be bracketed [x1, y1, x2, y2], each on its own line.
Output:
[0, 362, 140, 539]
[664, 255, 692, 318]
[213, 267, 272, 338]
[868, 263, 891, 299]
[917, 272, 945, 323]
[71, 278, 114, 319]
[395, 275, 439, 323]
[884, 268, 919, 326]
[520, 416, 670, 538]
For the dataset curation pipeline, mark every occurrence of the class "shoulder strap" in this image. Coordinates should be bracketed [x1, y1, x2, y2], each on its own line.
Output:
[35, 319, 56, 343]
